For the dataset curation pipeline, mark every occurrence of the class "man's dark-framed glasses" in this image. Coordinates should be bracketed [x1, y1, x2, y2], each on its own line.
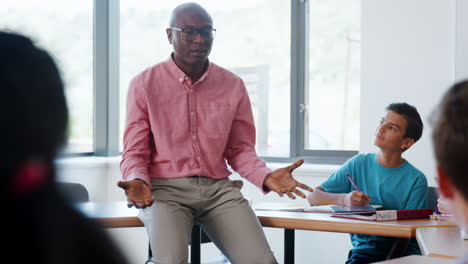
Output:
[169, 27, 216, 41]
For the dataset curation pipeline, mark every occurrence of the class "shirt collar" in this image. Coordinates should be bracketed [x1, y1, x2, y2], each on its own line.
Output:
[166, 53, 211, 85]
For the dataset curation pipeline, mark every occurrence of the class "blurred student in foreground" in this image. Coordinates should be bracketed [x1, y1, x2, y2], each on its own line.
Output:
[432, 79, 468, 264]
[0, 31, 128, 264]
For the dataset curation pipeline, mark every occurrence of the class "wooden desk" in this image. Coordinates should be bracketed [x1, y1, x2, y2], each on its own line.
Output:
[257, 210, 455, 238]
[256, 210, 456, 263]
[417, 227, 468, 259]
[76, 201, 143, 228]
[374, 255, 453, 264]
[77, 202, 457, 264]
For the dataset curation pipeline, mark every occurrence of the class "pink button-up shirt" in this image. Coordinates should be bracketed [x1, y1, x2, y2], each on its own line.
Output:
[120, 56, 271, 190]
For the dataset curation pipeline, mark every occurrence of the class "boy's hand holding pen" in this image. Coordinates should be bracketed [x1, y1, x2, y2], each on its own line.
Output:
[343, 172, 371, 206]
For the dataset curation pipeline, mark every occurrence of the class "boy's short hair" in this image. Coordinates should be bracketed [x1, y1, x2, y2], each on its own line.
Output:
[386, 103, 423, 142]
[432, 80, 468, 201]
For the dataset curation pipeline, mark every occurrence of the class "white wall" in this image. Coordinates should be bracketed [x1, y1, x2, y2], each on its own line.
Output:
[456, 0, 468, 83]
[361, 0, 457, 187]
[56, 157, 112, 201]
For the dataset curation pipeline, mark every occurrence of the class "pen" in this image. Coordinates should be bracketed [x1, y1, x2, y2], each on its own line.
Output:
[345, 172, 361, 192]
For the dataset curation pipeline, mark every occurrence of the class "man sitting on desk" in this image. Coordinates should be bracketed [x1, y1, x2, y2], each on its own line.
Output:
[307, 103, 428, 264]
[117, 2, 313, 264]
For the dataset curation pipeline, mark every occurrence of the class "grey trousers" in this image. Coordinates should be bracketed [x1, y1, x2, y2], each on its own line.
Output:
[138, 176, 277, 264]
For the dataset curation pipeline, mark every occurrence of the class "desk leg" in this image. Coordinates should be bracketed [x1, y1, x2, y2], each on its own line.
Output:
[191, 225, 201, 264]
[284, 229, 295, 264]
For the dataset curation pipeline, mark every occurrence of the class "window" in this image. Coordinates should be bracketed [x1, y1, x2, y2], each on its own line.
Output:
[0, 0, 94, 153]
[120, 0, 291, 157]
[3, 0, 360, 163]
[305, 0, 360, 152]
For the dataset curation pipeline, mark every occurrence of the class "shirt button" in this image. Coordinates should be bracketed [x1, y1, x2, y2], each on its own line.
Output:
[197, 156, 201, 160]
[190, 112, 195, 116]
[179, 77, 183, 83]
[185, 76, 190, 81]
[192, 135, 196, 140]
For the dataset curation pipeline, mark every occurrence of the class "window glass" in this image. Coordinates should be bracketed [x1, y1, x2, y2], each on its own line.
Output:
[306, 0, 360, 151]
[0, 0, 94, 152]
[120, 0, 290, 157]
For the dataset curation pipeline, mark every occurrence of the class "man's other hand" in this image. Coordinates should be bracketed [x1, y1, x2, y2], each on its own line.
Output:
[263, 159, 314, 199]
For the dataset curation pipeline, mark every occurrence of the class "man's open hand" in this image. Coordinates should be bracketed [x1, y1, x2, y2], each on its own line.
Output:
[117, 179, 154, 209]
[263, 159, 314, 199]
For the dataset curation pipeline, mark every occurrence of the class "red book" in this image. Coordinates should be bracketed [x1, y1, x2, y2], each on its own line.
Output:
[331, 208, 434, 221]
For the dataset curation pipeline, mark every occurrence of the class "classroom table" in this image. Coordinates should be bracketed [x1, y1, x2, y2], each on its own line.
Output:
[417, 226, 468, 259]
[77, 201, 143, 228]
[257, 210, 457, 263]
[77, 202, 457, 264]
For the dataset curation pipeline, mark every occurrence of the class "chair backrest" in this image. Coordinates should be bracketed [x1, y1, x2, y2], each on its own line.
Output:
[56, 182, 89, 203]
[427, 186, 439, 213]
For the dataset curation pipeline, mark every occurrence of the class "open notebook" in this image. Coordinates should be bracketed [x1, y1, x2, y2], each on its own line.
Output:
[253, 202, 381, 213]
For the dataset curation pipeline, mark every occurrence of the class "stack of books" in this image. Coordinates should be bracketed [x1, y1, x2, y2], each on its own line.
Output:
[253, 203, 381, 213]
[331, 208, 434, 221]
[253, 202, 433, 221]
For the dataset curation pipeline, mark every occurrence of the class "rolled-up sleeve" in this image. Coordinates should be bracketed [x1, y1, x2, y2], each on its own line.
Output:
[223, 82, 271, 191]
[120, 76, 152, 186]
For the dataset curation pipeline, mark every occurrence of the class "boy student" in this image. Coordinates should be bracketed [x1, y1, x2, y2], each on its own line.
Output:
[307, 102, 428, 263]
[432, 80, 468, 263]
